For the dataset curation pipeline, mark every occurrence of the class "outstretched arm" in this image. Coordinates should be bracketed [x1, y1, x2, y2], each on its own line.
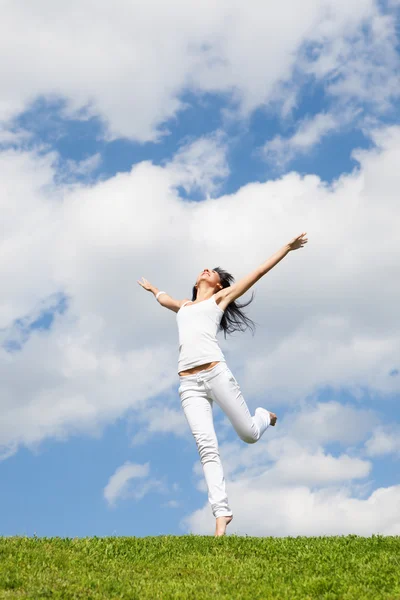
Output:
[137, 277, 187, 313]
[218, 232, 308, 308]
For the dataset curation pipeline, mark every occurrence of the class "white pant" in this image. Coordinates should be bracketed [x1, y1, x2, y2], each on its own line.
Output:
[178, 362, 271, 518]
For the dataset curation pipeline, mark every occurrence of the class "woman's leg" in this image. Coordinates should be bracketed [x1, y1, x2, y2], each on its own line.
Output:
[209, 367, 276, 443]
[179, 378, 233, 519]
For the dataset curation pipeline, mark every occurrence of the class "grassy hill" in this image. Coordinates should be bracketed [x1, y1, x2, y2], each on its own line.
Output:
[0, 535, 399, 599]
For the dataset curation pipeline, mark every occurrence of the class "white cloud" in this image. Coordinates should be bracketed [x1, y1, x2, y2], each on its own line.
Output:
[0, 124, 400, 457]
[168, 132, 229, 197]
[262, 111, 351, 166]
[104, 461, 165, 506]
[269, 450, 371, 485]
[0, 1, 398, 140]
[61, 153, 102, 180]
[0, 125, 31, 146]
[130, 406, 188, 446]
[183, 402, 399, 536]
[104, 461, 149, 506]
[0, 147, 60, 328]
[211, 401, 377, 482]
[284, 401, 377, 447]
[313, 11, 400, 111]
[185, 481, 400, 536]
[365, 427, 400, 457]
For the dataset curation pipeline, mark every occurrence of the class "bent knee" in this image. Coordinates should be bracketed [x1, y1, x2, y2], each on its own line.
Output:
[239, 432, 258, 444]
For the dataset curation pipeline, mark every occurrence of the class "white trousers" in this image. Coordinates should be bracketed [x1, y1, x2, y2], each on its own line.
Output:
[178, 362, 271, 518]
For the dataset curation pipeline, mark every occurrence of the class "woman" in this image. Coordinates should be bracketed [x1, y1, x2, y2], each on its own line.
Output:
[138, 232, 308, 536]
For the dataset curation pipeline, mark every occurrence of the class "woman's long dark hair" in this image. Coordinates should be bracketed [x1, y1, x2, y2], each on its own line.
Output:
[191, 267, 256, 338]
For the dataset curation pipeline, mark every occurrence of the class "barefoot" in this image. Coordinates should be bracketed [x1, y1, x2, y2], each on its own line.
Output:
[214, 515, 233, 537]
[269, 412, 277, 426]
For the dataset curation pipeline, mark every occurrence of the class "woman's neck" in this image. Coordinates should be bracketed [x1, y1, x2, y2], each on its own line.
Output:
[195, 284, 216, 302]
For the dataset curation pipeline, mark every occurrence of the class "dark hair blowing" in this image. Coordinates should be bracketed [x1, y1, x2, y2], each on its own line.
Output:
[191, 266, 256, 338]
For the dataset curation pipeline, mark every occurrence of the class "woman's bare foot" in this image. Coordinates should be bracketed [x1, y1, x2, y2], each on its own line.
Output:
[269, 412, 277, 426]
[215, 515, 233, 537]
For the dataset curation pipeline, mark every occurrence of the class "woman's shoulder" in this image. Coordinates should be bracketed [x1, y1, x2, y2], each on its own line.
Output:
[178, 298, 193, 309]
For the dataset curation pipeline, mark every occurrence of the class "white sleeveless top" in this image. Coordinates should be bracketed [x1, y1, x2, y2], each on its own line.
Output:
[176, 294, 226, 372]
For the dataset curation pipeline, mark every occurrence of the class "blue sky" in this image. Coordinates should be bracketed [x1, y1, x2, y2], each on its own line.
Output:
[1, 0, 400, 538]
[6, 86, 376, 192]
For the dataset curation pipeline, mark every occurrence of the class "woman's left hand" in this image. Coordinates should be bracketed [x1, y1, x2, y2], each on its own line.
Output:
[288, 232, 308, 251]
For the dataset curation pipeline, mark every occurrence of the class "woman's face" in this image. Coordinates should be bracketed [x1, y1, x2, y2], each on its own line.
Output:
[196, 268, 222, 291]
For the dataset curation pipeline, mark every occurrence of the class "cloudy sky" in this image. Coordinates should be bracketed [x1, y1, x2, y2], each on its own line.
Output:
[1, 0, 399, 537]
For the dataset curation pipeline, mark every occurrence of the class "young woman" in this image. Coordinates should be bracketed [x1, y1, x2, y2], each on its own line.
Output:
[138, 232, 308, 536]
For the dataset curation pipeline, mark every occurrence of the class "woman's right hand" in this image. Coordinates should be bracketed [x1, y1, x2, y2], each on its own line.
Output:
[137, 277, 155, 293]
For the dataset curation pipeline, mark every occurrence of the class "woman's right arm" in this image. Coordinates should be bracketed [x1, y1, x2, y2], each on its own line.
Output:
[137, 277, 186, 313]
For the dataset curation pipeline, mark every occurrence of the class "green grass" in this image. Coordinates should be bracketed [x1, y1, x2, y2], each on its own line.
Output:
[0, 535, 399, 599]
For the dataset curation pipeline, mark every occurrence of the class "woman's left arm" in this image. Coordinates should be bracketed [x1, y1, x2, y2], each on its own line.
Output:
[219, 232, 308, 307]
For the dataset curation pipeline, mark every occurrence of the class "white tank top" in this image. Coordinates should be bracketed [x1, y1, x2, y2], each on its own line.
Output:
[176, 294, 226, 372]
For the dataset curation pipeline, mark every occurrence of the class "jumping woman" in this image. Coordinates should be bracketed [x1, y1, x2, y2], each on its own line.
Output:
[138, 232, 308, 536]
